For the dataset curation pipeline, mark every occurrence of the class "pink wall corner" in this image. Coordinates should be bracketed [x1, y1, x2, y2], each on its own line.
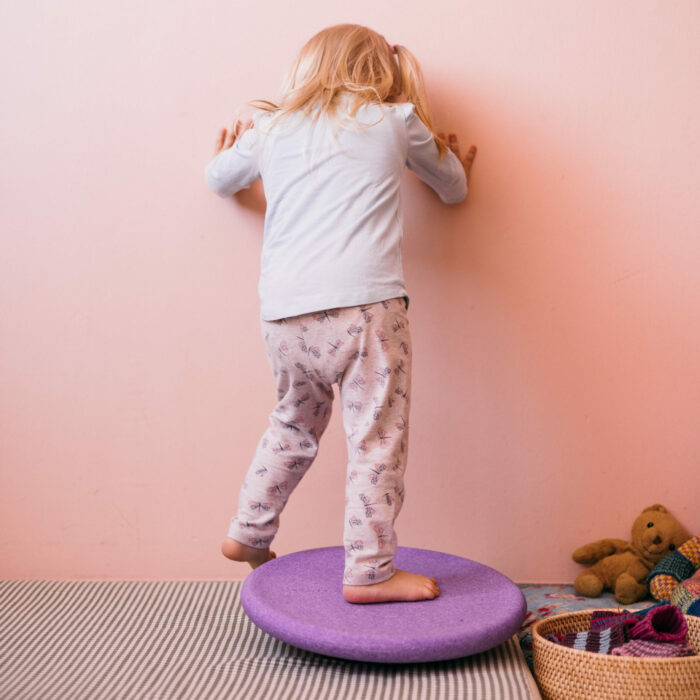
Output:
[1, 1, 699, 583]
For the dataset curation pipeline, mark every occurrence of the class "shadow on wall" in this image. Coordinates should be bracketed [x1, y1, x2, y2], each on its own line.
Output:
[399, 83, 698, 579]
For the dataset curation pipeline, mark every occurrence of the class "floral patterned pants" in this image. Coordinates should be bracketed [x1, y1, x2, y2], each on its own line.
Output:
[227, 296, 412, 585]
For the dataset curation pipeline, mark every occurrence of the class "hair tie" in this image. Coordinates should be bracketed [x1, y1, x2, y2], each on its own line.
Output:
[390, 44, 397, 54]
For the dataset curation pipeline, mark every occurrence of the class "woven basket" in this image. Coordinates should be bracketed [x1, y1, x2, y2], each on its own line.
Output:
[532, 608, 700, 700]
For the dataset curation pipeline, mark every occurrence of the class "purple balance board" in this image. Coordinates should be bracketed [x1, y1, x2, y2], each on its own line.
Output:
[240, 546, 527, 664]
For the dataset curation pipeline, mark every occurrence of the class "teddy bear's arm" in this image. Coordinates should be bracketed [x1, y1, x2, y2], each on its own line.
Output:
[572, 538, 631, 565]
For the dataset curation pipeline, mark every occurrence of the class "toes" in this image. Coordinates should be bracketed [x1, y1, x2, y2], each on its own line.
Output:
[422, 575, 439, 597]
[424, 581, 439, 598]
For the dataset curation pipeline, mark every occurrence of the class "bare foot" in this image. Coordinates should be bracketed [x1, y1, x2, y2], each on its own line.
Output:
[343, 568, 439, 604]
[221, 537, 276, 569]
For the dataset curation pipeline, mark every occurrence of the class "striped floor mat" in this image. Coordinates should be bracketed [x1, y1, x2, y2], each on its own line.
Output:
[0, 580, 542, 699]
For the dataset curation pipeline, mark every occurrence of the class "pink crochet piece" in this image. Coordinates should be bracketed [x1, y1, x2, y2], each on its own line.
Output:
[628, 604, 688, 644]
[611, 639, 696, 657]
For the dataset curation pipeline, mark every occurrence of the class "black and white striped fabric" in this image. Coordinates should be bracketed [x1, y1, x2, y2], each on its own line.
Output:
[0, 580, 541, 699]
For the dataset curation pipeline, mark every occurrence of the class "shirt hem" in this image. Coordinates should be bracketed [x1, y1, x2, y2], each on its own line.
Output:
[260, 286, 409, 321]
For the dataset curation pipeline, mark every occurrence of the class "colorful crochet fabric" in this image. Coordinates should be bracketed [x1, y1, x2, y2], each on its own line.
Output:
[647, 534, 700, 601]
[670, 568, 700, 616]
[611, 639, 696, 658]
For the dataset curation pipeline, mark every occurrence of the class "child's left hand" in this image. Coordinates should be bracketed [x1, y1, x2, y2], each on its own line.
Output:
[213, 118, 254, 156]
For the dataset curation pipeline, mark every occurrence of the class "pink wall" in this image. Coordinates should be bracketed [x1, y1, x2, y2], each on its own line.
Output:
[1, 1, 698, 583]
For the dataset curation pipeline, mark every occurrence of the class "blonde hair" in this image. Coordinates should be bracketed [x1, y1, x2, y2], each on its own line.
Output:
[238, 23, 450, 161]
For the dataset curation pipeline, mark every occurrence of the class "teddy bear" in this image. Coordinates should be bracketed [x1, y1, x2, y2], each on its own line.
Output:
[572, 504, 692, 605]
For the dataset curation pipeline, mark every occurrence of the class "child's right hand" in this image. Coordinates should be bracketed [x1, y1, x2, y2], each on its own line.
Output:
[438, 132, 477, 183]
[213, 118, 254, 156]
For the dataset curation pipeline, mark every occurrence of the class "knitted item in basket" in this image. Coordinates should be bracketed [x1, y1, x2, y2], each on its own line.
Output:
[670, 568, 700, 616]
[647, 534, 700, 601]
[610, 639, 696, 657]
[589, 607, 653, 630]
[544, 619, 634, 653]
[628, 603, 688, 643]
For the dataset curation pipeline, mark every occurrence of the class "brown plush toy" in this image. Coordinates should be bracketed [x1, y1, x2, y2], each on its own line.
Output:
[572, 504, 692, 605]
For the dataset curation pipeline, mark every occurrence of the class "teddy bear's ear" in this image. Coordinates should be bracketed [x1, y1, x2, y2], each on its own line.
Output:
[642, 504, 668, 514]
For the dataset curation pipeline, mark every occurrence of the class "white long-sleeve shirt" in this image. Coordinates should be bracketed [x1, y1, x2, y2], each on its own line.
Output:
[205, 95, 467, 320]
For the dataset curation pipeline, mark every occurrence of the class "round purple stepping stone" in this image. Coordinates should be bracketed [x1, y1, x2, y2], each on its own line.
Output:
[240, 546, 527, 663]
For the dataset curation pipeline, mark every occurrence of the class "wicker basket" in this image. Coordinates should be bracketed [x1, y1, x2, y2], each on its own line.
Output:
[532, 608, 700, 700]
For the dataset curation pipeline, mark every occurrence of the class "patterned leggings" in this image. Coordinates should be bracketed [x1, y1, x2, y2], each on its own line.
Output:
[227, 296, 412, 586]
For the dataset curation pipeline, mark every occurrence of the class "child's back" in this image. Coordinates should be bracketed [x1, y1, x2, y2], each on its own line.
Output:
[205, 92, 467, 321]
[208, 23, 474, 604]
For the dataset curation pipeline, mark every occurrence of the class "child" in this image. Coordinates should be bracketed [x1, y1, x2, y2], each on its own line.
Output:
[205, 24, 476, 604]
